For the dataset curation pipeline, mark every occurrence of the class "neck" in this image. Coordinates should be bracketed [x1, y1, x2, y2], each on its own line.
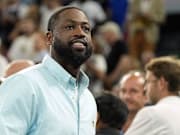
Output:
[159, 89, 179, 103]
[51, 53, 80, 78]
[96, 121, 109, 130]
[123, 112, 136, 132]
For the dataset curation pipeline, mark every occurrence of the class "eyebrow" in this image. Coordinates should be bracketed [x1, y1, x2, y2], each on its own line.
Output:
[65, 19, 90, 26]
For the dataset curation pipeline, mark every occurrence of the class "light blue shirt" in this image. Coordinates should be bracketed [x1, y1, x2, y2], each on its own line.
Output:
[0, 55, 97, 135]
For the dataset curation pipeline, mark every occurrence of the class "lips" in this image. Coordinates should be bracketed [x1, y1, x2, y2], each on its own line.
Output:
[70, 38, 87, 50]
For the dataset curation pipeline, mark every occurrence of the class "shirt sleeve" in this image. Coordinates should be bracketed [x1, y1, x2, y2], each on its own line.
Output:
[0, 75, 38, 135]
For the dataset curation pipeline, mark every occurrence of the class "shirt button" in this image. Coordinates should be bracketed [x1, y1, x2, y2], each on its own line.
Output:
[72, 96, 75, 100]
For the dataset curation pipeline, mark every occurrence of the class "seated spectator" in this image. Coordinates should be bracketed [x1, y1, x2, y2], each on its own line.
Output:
[98, 21, 139, 89]
[8, 17, 39, 61]
[118, 70, 147, 133]
[96, 92, 129, 135]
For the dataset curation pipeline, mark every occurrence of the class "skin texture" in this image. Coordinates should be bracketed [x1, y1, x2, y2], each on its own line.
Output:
[47, 8, 93, 77]
[145, 56, 180, 105]
[145, 71, 163, 104]
[119, 74, 146, 113]
[119, 72, 147, 132]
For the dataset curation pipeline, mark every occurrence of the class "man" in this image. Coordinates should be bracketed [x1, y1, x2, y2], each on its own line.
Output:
[118, 71, 147, 133]
[96, 92, 128, 135]
[125, 56, 180, 135]
[127, 0, 165, 64]
[0, 6, 97, 135]
[97, 21, 139, 90]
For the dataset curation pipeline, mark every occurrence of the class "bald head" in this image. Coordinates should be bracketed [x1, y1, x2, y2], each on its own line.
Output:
[4, 60, 34, 77]
[120, 71, 145, 87]
[119, 71, 147, 113]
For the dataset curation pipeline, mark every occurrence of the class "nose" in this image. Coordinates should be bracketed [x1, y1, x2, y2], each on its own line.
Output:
[73, 26, 86, 37]
[144, 85, 147, 93]
[124, 93, 130, 99]
[120, 91, 130, 100]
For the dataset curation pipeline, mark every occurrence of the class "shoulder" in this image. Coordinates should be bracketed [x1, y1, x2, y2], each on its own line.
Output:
[14, 63, 48, 82]
[135, 106, 167, 123]
[0, 64, 45, 95]
[132, 106, 156, 124]
[0, 73, 37, 100]
[125, 106, 170, 135]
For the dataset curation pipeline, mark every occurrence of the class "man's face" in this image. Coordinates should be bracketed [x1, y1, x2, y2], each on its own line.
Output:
[119, 75, 146, 113]
[145, 71, 160, 104]
[51, 9, 93, 68]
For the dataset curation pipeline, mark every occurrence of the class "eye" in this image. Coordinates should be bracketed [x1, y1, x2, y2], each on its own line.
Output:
[130, 89, 138, 94]
[82, 26, 90, 33]
[121, 88, 126, 94]
[65, 25, 74, 30]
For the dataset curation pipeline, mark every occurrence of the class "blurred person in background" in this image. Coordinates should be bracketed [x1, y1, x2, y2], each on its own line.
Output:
[127, 0, 165, 66]
[32, 31, 49, 63]
[40, 0, 62, 32]
[0, 6, 97, 135]
[125, 56, 180, 135]
[0, 0, 31, 52]
[98, 21, 140, 89]
[7, 17, 39, 61]
[70, 0, 106, 28]
[96, 92, 129, 135]
[118, 70, 147, 133]
[84, 32, 107, 96]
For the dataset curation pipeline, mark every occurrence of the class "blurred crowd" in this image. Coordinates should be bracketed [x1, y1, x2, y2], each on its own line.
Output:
[0, 0, 180, 135]
[0, 0, 180, 93]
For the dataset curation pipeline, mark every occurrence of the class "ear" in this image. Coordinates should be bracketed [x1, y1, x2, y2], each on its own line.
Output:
[159, 77, 168, 91]
[46, 31, 53, 47]
[143, 88, 149, 104]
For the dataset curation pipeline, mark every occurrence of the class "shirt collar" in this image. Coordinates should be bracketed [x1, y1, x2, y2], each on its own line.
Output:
[42, 55, 89, 93]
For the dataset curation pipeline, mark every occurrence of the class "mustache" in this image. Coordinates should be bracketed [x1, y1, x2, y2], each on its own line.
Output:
[70, 38, 88, 46]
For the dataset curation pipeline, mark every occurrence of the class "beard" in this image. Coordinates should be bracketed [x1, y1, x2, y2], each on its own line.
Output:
[52, 37, 93, 68]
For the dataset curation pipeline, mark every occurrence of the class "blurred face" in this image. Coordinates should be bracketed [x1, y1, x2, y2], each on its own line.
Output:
[20, 19, 36, 35]
[144, 71, 160, 104]
[119, 75, 146, 113]
[50, 9, 93, 68]
[101, 31, 116, 46]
